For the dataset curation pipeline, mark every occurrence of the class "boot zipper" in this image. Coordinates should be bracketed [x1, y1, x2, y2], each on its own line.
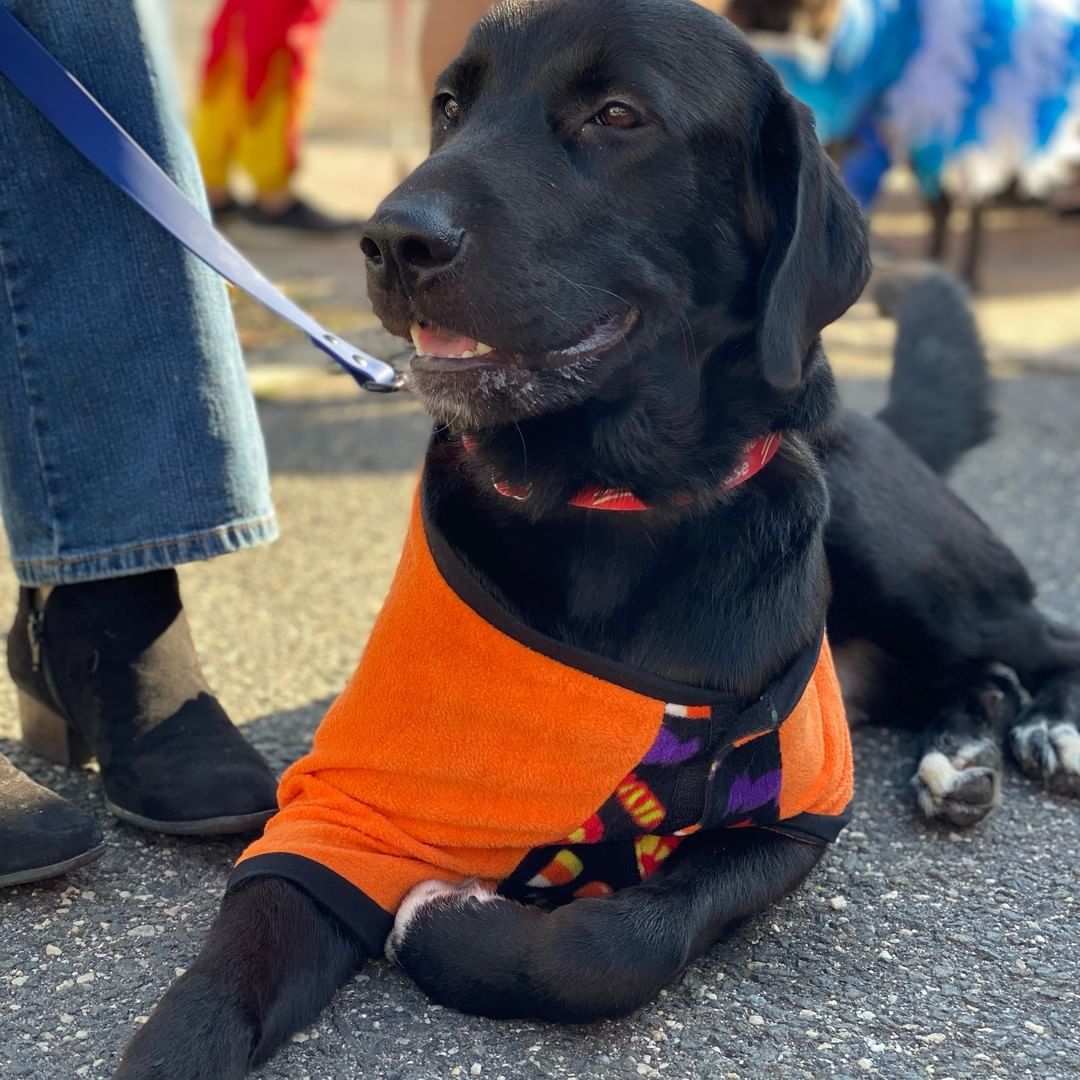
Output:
[27, 609, 45, 673]
[24, 602, 78, 736]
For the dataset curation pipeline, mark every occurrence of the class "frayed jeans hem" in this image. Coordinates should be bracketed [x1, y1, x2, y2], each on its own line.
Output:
[11, 513, 278, 586]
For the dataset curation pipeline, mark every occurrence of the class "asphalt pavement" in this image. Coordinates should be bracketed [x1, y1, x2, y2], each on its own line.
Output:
[1, 367, 1077, 1080]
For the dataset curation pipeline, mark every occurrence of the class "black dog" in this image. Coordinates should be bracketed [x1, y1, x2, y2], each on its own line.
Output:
[116, 2, 1080, 1076]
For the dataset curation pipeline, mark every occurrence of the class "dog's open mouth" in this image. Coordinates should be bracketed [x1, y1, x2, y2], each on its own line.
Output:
[409, 309, 638, 373]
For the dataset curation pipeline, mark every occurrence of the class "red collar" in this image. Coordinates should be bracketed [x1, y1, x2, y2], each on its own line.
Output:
[460, 431, 783, 511]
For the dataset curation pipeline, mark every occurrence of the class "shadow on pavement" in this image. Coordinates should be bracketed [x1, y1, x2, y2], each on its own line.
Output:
[259, 395, 431, 476]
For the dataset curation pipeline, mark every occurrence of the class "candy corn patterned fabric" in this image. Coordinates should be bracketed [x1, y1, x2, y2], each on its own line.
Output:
[232, 478, 852, 952]
[193, 0, 335, 194]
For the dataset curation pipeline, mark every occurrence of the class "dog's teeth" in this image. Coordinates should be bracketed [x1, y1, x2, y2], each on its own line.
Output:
[409, 325, 494, 359]
[409, 324, 428, 356]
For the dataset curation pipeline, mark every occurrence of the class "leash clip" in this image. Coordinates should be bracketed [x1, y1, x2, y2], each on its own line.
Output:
[312, 334, 405, 394]
[361, 374, 407, 394]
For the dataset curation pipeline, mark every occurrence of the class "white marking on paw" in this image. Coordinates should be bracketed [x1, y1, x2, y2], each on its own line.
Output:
[952, 738, 998, 770]
[385, 878, 500, 964]
[1011, 716, 1080, 794]
[917, 751, 961, 797]
[1051, 722, 1080, 775]
[914, 738, 1000, 825]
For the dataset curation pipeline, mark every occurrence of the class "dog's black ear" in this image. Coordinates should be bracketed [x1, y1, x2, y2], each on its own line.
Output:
[755, 91, 870, 389]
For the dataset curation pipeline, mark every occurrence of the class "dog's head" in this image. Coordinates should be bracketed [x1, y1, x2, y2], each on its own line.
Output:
[362, 0, 868, 431]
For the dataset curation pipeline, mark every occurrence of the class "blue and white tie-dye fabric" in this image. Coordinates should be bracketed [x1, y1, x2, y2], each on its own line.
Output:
[754, 0, 1080, 207]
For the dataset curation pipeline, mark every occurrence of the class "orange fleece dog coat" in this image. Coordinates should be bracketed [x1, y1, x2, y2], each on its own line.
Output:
[231, 479, 852, 952]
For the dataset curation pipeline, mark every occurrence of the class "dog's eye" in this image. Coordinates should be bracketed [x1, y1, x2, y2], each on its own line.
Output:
[592, 102, 641, 129]
[437, 94, 462, 122]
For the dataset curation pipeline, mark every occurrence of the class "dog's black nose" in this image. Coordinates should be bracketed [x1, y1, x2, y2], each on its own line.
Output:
[361, 205, 464, 287]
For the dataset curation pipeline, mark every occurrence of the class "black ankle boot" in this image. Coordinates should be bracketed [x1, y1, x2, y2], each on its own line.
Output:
[7, 571, 277, 835]
[0, 754, 104, 887]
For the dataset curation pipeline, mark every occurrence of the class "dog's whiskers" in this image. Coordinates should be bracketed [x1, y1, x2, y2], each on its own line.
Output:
[677, 313, 698, 369]
[513, 422, 529, 482]
[551, 269, 633, 311]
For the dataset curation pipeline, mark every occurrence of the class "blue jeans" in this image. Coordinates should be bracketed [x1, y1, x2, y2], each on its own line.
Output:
[0, 0, 276, 586]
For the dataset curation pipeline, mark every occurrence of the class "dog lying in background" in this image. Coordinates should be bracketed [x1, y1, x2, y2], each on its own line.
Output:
[116, 3, 1080, 1077]
[725, 0, 1080, 289]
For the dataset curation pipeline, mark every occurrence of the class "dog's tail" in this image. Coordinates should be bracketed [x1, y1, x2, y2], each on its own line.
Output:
[874, 265, 995, 475]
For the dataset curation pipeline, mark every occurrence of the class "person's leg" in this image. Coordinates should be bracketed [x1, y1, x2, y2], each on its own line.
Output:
[194, 0, 358, 231]
[0, 0, 275, 582]
[0, 0, 278, 863]
[191, 0, 246, 219]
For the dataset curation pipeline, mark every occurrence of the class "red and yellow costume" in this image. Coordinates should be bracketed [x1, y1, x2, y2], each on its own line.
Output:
[231, 477, 852, 953]
[193, 0, 335, 195]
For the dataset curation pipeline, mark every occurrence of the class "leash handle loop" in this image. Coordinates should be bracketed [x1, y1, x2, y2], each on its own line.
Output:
[0, 6, 402, 393]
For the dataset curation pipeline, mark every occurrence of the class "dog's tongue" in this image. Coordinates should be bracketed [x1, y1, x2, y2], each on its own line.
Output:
[411, 323, 490, 358]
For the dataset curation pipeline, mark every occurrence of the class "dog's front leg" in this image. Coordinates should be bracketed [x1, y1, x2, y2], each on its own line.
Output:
[388, 829, 823, 1023]
[114, 878, 368, 1080]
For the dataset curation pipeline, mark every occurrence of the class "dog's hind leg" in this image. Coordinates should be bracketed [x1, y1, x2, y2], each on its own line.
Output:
[914, 623, 1080, 824]
[114, 878, 369, 1080]
[1009, 663, 1080, 799]
[976, 614, 1080, 798]
[386, 829, 823, 1022]
[913, 665, 1027, 828]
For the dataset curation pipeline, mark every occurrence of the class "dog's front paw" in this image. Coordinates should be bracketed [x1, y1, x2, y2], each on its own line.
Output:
[385, 878, 502, 964]
[1010, 715, 1080, 797]
[914, 739, 1002, 828]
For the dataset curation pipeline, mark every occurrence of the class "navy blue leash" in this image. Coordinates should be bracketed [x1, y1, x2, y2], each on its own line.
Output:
[0, 5, 403, 393]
